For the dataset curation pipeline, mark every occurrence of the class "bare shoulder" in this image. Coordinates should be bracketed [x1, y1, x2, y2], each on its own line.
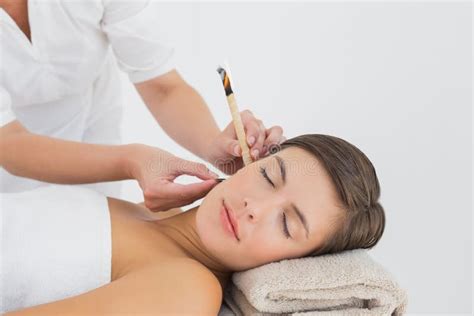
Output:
[152, 258, 223, 298]
[106, 196, 146, 218]
[122, 258, 224, 314]
[7, 258, 223, 315]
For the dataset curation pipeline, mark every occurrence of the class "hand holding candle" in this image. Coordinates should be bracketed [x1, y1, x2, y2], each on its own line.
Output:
[204, 62, 286, 175]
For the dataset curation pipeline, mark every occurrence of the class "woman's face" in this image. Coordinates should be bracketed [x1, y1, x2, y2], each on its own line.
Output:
[196, 146, 343, 271]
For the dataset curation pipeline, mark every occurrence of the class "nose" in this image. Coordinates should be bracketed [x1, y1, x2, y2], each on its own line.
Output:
[243, 199, 254, 220]
[243, 196, 282, 222]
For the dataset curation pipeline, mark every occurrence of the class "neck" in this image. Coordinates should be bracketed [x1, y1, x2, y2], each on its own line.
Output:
[153, 206, 232, 290]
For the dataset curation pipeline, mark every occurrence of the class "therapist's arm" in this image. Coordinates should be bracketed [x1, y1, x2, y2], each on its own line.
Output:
[0, 121, 219, 210]
[0, 121, 132, 184]
[135, 70, 221, 162]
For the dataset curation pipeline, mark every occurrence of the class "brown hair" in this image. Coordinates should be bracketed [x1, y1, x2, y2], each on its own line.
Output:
[278, 134, 385, 256]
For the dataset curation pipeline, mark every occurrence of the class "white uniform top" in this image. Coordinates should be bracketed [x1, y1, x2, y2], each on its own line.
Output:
[0, 0, 175, 196]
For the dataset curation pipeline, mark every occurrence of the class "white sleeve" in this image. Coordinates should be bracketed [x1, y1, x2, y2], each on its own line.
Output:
[100, 0, 176, 83]
[0, 86, 16, 127]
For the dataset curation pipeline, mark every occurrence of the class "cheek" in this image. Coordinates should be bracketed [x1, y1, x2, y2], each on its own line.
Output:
[243, 231, 290, 263]
[226, 167, 260, 192]
[195, 192, 222, 240]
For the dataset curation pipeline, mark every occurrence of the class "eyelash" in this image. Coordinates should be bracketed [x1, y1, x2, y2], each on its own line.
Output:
[259, 166, 275, 188]
[260, 166, 291, 239]
[282, 213, 291, 239]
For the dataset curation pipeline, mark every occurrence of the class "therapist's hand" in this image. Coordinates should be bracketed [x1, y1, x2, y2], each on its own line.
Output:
[126, 144, 220, 212]
[205, 110, 286, 174]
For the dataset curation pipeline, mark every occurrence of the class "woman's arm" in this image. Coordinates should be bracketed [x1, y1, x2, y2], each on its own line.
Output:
[135, 70, 221, 162]
[0, 121, 134, 184]
[5, 260, 223, 315]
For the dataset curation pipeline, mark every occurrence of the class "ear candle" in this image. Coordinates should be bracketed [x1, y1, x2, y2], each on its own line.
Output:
[217, 62, 253, 166]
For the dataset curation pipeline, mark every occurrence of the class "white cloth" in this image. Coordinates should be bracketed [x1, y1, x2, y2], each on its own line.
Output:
[0, 0, 175, 196]
[0, 185, 112, 314]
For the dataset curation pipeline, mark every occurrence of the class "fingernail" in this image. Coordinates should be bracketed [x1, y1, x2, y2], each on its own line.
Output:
[248, 136, 255, 146]
[252, 149, 259, 159]
[234, 146, 241, 156]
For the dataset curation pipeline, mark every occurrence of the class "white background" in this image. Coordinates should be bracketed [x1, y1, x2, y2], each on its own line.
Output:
[115, 2, 472, 314]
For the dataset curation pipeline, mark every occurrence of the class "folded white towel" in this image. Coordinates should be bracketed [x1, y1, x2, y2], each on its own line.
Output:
[222, 249, 408, 316]
[0, 185, 111, 313]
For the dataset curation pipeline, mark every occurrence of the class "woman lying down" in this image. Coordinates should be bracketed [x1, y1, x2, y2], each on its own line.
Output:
[1, 134, 386, 315]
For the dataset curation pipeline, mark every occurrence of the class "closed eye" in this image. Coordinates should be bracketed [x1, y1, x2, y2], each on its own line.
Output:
[282, 212, 291, 238]
[260, 166, 291, 238]
[259, 167, 275, 188]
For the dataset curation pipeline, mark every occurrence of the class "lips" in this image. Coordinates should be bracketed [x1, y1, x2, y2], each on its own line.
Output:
[223, 200, 240, 241]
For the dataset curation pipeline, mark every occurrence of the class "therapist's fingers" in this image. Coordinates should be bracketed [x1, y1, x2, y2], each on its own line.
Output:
[224, 139, 242, 157]
[249, 120, 266, 160]
[171, 180, 218, 202]
[262, 125, 284, 156]
[172, 159, 219, 180]
[144, 179, 218, 212]
[240, 110, 259, 147]
[240, 111, 265, 159]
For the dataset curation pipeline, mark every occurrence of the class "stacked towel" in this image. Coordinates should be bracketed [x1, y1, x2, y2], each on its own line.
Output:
[220, 249, 408, 316]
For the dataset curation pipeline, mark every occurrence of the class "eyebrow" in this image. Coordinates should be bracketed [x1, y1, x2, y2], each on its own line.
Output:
[274, 155, 309, 239]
